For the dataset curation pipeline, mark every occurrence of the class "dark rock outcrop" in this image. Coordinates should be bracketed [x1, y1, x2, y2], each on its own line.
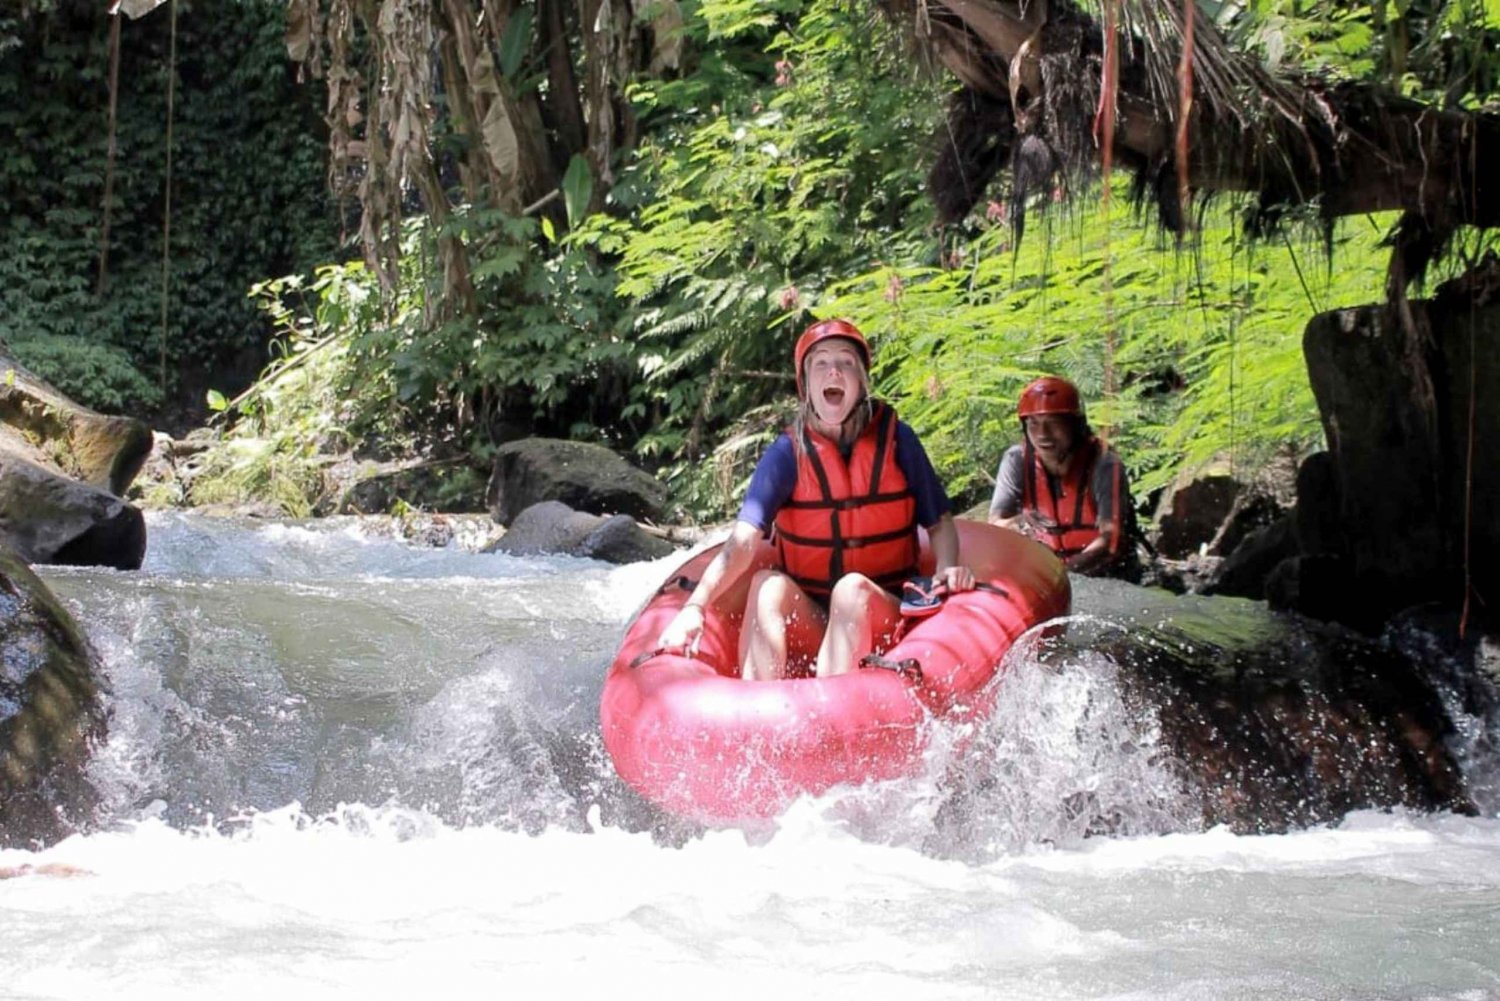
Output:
[487, 438, 668, 527]
[0, 543, 106, 848]
[0, 355, 152, 495]
[1106, 614, 1476, 832]
[0, 356, 150, 569]
[1146, 461, 1294, 598]
[1204, 515, 1299, 601]
[1295, 271, 1499, 628]
[1152, 467, 1243, 559]
[0, 455, 147, 569]
[485, 500, 676, 564]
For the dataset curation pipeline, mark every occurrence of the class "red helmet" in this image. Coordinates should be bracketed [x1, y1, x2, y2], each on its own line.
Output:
[1017, 376, 1083, 418]
[794, 319, 870, 397]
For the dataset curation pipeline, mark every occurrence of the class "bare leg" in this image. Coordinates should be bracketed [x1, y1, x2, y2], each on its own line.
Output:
[739, 569, 826, 680]
[815, 574, 902, 678]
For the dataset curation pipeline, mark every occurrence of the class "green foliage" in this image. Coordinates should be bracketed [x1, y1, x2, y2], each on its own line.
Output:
[188, 264, 378, 516]
[21, 0, 1496, 530]
[825, 190, 1405, 513]
[366, 207, 637, 439]
[2, 329, 162, 412]
[596, 0, 945, 516]
[0, 0, 337, 419]
[194, 202, 641, 514]
[1218, 0, 1500, 106]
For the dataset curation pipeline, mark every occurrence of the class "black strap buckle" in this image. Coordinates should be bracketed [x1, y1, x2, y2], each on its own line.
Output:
[858, 653, 924, 684]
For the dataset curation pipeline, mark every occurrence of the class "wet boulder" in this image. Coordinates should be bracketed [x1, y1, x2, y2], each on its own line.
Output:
[0, 543, 106, 848]
[0, 454, 147, 569]
[0, 356, 150, 569]
[486, 438, 669, 527]
[1109, 615, 1474, 832]
[0, 354, 152, 495]
[485, 500, 676, 564]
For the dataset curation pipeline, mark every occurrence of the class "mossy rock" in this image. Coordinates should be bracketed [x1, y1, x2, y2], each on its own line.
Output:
[0, 543, 106, 848]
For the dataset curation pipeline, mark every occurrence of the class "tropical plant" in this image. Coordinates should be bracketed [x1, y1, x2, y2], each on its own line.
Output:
[585, 0, 946, 514]
[826, 187, 1408, 510]
[187, 264, 383, 516]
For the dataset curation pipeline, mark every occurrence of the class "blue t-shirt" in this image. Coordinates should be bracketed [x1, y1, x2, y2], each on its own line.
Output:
[737, 421, 953, 533]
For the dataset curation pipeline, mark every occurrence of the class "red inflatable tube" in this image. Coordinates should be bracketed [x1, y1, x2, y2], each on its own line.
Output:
[600, 519, 1071, 824]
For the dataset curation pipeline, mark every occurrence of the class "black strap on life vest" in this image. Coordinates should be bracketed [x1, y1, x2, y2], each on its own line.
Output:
[794, 403, 903, 581]
[867, 404, 893, 498]
[799, 424, 844, 580]
[1022, 437, 1096, 533]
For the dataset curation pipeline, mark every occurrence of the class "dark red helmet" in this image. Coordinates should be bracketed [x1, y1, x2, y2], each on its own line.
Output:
[794, 319, 870, 397]
[1017, 376, 1083, 418]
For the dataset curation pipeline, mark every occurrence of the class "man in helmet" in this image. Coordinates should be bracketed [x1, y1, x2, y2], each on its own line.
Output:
[988, 376, 1139, 578]
[659, 318, 975, 680]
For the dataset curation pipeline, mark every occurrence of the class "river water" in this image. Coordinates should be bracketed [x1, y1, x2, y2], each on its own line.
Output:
[4, 513, 1498, 1000]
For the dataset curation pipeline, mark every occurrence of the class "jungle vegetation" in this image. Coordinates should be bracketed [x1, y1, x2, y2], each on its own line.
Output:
[4, 0, 1498, 520]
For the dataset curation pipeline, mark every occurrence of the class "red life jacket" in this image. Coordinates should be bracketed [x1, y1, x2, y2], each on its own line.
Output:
[774, 403, 920, 598]
[1022, 435, 1106, 558]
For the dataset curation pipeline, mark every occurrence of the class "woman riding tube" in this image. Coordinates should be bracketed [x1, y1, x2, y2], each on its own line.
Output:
[987, 375, 1141, 579]
[658, 318, 975, 680]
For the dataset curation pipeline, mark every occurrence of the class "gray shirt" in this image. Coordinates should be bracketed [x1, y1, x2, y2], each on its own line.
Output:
[988, 442, 1131, 528]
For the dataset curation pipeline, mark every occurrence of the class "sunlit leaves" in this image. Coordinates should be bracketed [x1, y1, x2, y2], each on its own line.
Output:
[562, 154, 594, 230]
[827, 189, 1404, 507]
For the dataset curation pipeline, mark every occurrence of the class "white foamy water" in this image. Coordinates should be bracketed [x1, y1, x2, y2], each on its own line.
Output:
[4, 512, 1497, 1000]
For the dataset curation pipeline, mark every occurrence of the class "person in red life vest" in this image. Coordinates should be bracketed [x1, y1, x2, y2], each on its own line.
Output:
[987, 376, 1140, 578]
[658, 318, 976, 680]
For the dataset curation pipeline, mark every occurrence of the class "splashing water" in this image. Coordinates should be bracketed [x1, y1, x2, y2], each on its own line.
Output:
[2, 512, 1497, 1000]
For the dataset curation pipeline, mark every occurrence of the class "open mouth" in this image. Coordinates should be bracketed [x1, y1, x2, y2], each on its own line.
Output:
[822, 386, 846, 408]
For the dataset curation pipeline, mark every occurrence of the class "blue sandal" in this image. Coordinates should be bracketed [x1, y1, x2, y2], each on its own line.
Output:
[900, 576, 948, 617]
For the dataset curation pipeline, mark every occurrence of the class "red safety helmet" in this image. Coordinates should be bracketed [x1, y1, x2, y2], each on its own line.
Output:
[1017, 376, 1084, 419]
[794, 318, 870, 397]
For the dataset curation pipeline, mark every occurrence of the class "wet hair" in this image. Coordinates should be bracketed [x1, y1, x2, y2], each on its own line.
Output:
[793, 348, 872, 454]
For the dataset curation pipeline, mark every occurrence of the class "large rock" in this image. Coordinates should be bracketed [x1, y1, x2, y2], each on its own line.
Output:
[0, 354, 152, 495]
[1151, 465, 1243, 559]
[486, 500, 676, 564]
[1109, 613, 1474, 833]
[487, 438, 668, 527]
[1204, 515, 1299, 601]
[0, 543, 106, 848]
[0, 356, 150, 568]
[1301, 269, 1500, 626]
[0, 454, 147, 569]
[1292, 450, 1346, 557]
